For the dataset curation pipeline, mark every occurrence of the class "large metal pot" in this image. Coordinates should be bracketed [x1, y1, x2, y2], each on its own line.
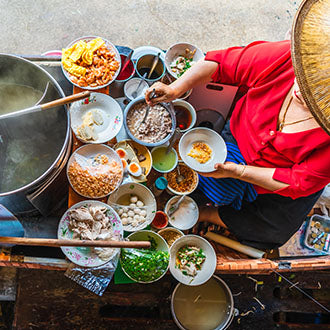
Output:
[171, 275, 237, 330]
[0, 54, 71, 215]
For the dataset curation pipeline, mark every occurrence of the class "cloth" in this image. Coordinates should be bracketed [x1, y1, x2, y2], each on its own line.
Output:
[205, 40, 330, 199]
[198, 141, 257, 210]
[218, 189, 323, 250]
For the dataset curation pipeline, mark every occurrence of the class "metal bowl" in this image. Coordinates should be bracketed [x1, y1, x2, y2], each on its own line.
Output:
[124, 96, 176, 147]
[61, 35, 121, 90]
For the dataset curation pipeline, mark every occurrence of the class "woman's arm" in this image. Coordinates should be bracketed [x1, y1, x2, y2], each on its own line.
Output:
[145, 58, 218, 105]
[200, 162, 289, 191]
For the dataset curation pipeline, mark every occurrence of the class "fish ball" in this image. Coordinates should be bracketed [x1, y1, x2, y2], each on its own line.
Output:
[127, 216, 133, 222]
[129, 203, 136, 208]
[133, 214, 140, 220]
[134, 208, 141, 215]
[127, 210, 135, 217]
[118, 208, 124, 215]
[132, 220, 139, 227]
[136, 201, 144, 208]
[122, 213, 128, 218]
[140, 210, 147, 217]
[121, 217, 128, 225]
[130, 196, 138, 203]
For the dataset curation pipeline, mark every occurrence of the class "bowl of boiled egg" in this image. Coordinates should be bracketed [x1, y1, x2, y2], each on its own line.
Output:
[107, 182, 157, 232]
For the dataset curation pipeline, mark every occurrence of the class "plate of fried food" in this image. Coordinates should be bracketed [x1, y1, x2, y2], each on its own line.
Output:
[58, 200, 123, 267]
[179, 127, 227, 173]
[61, 36, 121, 89]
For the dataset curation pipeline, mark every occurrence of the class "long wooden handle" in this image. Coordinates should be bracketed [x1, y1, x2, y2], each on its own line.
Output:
[0, 237, 150, 249]
[40, 91, 91, 110]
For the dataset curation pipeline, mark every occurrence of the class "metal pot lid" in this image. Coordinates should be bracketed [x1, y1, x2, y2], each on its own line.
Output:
[0, 54, 70, 195]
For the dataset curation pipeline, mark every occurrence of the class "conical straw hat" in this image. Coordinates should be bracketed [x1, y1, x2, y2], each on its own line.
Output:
[291, 0, 330, 135]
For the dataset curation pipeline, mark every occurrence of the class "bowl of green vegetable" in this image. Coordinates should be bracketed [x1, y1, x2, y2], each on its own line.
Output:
[120, 230, 170, 283]
[169, 234, 216, 286]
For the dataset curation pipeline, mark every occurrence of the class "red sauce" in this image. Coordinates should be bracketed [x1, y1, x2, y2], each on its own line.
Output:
[152, 211, 168, 229]
[117, 54, 135, 80]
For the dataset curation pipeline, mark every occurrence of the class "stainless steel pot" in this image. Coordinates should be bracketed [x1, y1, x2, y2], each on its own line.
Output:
[171, 275, 238, 330]
[0, 54, 71, 215]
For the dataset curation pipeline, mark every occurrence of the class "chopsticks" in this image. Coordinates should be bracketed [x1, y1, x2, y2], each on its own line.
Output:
[0, 237, 151, 249]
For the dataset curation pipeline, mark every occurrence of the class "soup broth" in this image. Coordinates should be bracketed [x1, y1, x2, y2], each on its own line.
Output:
[174, 105, 192, 130]
[173, 277, 230, 330]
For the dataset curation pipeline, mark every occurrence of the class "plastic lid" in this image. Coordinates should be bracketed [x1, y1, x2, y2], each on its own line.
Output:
[155, 177, 168, 190]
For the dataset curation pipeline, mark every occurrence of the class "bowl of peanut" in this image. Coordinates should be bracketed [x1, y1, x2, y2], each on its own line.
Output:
[67, 144, 124, 199]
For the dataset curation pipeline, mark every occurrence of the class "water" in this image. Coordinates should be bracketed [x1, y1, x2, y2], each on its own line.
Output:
[0, 83, 64, 193]
[0, 83, 42, 115]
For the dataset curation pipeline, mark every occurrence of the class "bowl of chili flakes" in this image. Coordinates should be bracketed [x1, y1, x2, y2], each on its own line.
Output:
[164, 162, 199, 195]
[61, 36, 121, 90]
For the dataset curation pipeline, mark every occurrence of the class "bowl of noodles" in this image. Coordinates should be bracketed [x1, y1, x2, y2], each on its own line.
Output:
[61, 36, 121, 90]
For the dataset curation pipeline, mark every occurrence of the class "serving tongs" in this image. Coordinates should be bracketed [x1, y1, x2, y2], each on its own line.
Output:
[0, 91, 91, 120]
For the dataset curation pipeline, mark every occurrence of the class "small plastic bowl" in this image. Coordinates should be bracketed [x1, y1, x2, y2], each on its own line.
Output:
[151, 211, 169, 230]
[124, 77, 149, 100]
[158, 227, 184, 247]
[151, 146, 178, 173]
[165, 195, 199, 230]
[116, 54, 135, 82]
[172, 99, 196, 132]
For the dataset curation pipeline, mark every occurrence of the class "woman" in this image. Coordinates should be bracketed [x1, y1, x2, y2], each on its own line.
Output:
[145, 4, 330, 250]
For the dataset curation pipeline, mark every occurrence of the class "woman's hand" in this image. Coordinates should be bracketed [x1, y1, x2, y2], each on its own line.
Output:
[198, 162, 243, 179]
[145, 82, 178, 105]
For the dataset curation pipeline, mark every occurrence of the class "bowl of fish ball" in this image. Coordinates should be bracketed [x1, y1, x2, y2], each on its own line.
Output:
[158, 228, 184, 247]
[120, 230, 170, 283]
[179, 127, 227, 173]
[107, 182, 157, 232]
[61, 36, 121, 89]
[70, 92, 123, 144]
[169, 235, 216, 286]
[67, 144, 123, 199]
[124, 96, 176, 147]
[165, 42, 204, 79]
[164, 162, 198, 195]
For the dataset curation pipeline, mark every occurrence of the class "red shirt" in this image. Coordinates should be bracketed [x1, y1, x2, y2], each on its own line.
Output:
[205, 40, 330, 199]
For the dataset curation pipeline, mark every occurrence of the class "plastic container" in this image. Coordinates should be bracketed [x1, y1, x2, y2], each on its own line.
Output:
[304, 214, 330, 254]
[151, 177, 168, 197]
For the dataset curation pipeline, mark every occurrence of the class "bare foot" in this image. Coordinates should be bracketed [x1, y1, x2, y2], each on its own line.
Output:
[198, 205, 227, 228]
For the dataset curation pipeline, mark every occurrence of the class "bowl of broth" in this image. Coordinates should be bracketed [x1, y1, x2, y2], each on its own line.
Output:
[172, 99, 196, 132]
[151, 146, 178, 173]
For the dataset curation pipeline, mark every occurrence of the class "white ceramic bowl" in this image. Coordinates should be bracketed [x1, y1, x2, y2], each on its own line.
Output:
[124, 77, 149, 100]
[61, 35, 121, 90]
[169, 235, 217, 286]
[164, 162, 199, 196]
[107, 182, 157, 232]
[70, 92, 123, 144]
[179, 127, 227, 173]
[165, 42, 204, 79]
[66, 144, 123, 199]
[172, 99, 196, 132]
[165, 195, 199, 230]
[121, 230, 170, 283]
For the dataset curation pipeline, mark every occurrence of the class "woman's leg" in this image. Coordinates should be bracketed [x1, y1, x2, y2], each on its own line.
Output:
[198, 205, 228, 228]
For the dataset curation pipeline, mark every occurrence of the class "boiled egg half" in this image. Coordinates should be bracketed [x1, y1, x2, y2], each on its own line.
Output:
[128, 162, 142, 177]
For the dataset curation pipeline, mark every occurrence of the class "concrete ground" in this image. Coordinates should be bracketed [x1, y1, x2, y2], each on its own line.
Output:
[0, 0, 301, 54]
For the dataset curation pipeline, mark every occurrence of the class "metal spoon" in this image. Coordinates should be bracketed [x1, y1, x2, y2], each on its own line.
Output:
[147, 52, 160, 79]
[168, 195, 185, 217]
[176, 164, 185, 184]
[132, 72, 147, 99]
[137, 88, 156, 128]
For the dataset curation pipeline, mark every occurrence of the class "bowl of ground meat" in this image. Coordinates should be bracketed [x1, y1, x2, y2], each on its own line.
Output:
[124, 96, 176, 147]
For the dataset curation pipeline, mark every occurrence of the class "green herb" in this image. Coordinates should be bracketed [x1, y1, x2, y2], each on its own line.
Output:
[121, 248, 169, 282]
